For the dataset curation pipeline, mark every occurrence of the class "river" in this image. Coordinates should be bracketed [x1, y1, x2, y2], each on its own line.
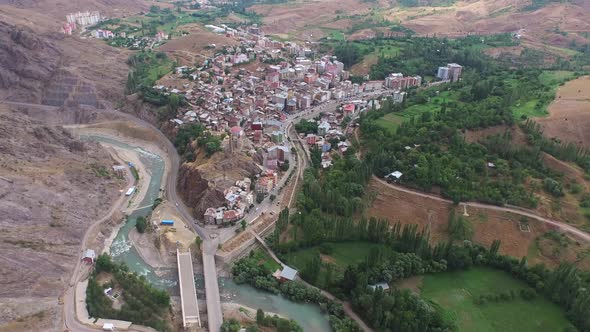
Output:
[83, 134, 332, 331]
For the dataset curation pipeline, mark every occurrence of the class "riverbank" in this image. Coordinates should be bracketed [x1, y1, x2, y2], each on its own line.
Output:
[65, 123, 172, 192]
[222, 302, 285, 324]
[128, 227, 173, 270]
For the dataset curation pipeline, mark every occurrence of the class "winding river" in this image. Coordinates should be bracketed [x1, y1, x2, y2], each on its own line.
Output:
[83, 135, 332, 331]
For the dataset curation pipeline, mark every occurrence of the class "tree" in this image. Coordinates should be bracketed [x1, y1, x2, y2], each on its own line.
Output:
[136, 216, 147, 233]
[221, 319, 241, 332]
[256, 308, 265, 325]
[448, 211, 473, 241]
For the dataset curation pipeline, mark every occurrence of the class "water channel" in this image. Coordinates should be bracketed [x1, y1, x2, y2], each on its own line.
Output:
[83, 134, 332, 331]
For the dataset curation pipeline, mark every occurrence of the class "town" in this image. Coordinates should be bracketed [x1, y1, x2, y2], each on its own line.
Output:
[6, 0, 590, 331]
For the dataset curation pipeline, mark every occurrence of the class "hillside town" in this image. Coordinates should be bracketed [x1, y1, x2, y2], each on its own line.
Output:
[145, 24, 463, 224]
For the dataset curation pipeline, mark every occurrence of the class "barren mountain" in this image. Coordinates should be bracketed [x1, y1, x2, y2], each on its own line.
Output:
[0, 4, 135, 107]
[0, 105, 123, 328]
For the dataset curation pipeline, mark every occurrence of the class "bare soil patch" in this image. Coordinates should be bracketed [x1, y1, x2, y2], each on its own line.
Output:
[158, 26, 239, 65]
[463, 124, 527, 146]
[250, 0, 381, 38]
[537, 75, 590, 148]
[320, 254, 337, 264]
[393, 275, 423, 295]
[484, 46, 524, 59]
[367, 178, 548, 258]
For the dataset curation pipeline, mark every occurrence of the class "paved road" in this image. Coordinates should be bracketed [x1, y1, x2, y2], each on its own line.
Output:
[177, 250, 201, 328]
[202, 252, 223, 332]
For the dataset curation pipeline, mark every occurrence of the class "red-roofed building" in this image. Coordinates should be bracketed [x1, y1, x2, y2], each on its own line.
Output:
[230, 126, 243, 136]
[343, 104, 355, 115]
[223, 210, 239, 223]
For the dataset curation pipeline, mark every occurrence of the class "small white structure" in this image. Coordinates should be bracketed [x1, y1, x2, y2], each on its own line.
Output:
[368, 282, 390, 291]
[102, 322, 114, 331]
[386, 171, 403, 181]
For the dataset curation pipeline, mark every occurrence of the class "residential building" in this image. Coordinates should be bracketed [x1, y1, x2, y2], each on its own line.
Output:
[437, 63, 462, 82]
[436, 66, 450, 81]
[82, 249, 96, 264]
[204, 208, 217, 224]
[318, 121, 331, 136]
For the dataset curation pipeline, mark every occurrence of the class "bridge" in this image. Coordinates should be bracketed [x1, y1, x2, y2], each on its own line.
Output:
[176, 249, 201, 329]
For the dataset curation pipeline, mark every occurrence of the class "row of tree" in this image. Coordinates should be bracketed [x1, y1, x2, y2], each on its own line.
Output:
[87, 254, 171, 331]
[231, 251, 361, 331]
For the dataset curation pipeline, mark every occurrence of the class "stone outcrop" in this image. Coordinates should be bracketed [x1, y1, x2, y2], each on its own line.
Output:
[177, 150, 262, 219]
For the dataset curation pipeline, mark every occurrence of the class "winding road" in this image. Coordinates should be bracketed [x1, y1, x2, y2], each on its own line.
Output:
[10, 84, 590, 332]
[373, 177, 590, 242]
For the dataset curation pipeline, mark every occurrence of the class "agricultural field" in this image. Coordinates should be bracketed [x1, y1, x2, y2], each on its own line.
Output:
[417, 267, 575, 332]
[282, 241, 383, 286]
[251, 249, 281, 273]
[536, 75, 590, 148]
[365, 177, 590, 270]
[512, 70, 576, 119]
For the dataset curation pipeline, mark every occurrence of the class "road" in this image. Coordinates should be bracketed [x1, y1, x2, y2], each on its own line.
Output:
[374, 177, 590, 242]
[177, 250, 201, 328]
[17, 84, 590, 332]
[61, 151, 135, 332]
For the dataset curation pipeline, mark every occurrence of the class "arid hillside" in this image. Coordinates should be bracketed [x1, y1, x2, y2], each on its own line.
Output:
[0, 2, 142, 108]
[0, 105, 123, 329]
[252, 0, 590, 51]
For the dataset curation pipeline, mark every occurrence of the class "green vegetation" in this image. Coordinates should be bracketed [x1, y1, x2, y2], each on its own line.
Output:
[374, 112, 403, 133]
[231, 252, 361, 331]
[521, 120, 590, 172]
[135, 216, 147, 233]
[366, 35, 517, 79]
[87, 254, 170, 331]
[221, 309, 303, 332]
[294, 119, 318, 134]
[130, 166, 140, 181]
[512, 70, 576, 118]
[251, 249, 281, 272]
[90, 164, 111, 177]
[174, 123, 223, 160]
[522, 0, 567, 11]
[421, 267, 574, 332]
[448, 210, 473, 241]
[125, 51, 175, 109]
[283, 241, 383, 288]
[375, 89, 460, 132]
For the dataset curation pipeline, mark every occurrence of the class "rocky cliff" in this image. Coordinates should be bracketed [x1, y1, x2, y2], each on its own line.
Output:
[178, 150, 262, 219]
[0, 105, 122, 327]
[0, 13, 129, 108]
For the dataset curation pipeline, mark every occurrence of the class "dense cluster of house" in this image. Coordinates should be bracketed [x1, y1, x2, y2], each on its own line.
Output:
[204, 178, 253, 225]
[150, 24, 463, 223]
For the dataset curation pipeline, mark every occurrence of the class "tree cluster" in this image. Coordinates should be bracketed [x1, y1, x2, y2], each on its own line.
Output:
[87, 254, 171, 331]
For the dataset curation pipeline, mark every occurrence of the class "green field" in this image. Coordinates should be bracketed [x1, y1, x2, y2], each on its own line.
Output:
[375, 113, 404, 133]
[420, 267, 574, 332]
[251, 249, 281, 273]
[512, 70, 575, 119]
[375, 90, 458, 133]
[283, 241, 383, 286]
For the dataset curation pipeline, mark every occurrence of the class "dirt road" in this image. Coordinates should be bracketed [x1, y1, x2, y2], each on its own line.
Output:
[374, 177, 590, 243]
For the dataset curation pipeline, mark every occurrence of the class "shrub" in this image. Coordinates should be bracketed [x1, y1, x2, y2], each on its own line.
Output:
[543, 178, 564, 197]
